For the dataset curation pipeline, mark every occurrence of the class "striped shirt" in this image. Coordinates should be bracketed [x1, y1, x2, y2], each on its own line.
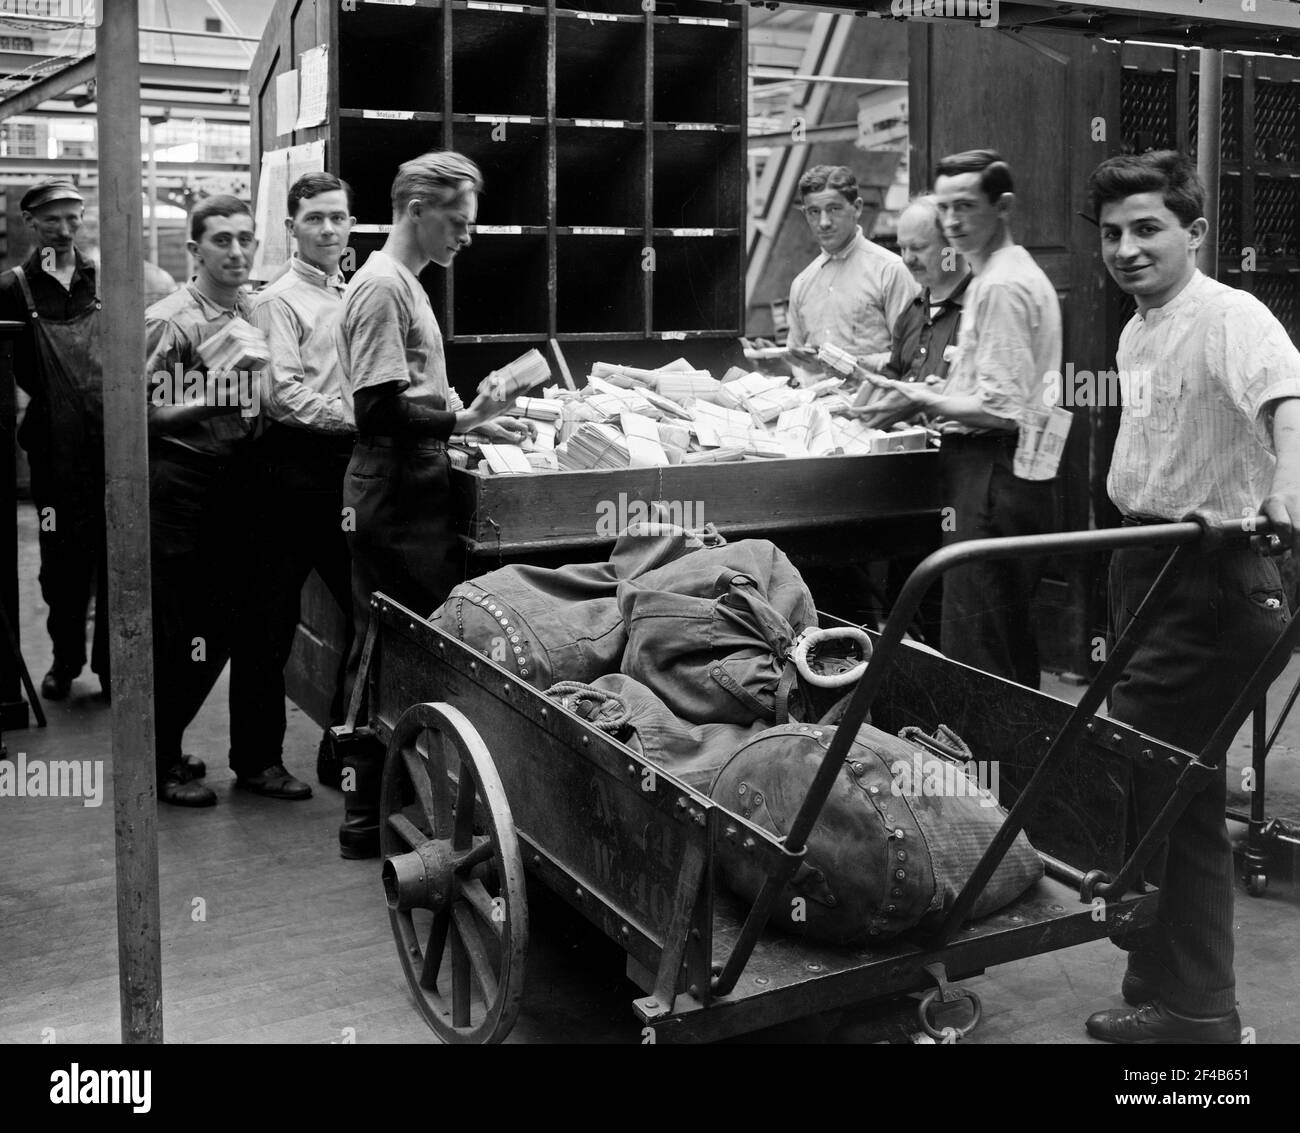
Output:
[144, 281, 257, 457]
[941, 243, 1062, 435]
[1108, 270, 1300, 524]
[248, 255, 352, 435]
[786, 227, 919, 366]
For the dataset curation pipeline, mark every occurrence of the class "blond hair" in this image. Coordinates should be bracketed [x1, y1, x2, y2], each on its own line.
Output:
[391, 151, 483, 216]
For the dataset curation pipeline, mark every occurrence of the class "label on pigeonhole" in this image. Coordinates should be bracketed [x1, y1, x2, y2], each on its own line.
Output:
[474, 225, 524, 235]
[364, 109, 414, 120]
[468, 1, 527, 11]
[678, 16, 730, 26]
[571, 227, 626, 235]
[674, 122, 722, 131]
[670, 228, 715, 236]
[366, 0, 416, 6]
[574, 10, 619, 20]
[475, 115, 533, 124]
[574, 118, 626, 129]
[659, 331, 688, 340]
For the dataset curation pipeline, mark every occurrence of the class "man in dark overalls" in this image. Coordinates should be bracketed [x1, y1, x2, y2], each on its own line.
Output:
[0, 179, 107, 701]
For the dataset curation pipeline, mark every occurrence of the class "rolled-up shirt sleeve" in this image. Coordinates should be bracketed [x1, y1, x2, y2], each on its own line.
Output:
[344, 276, 412, 395]
[968, 283, 1040, 422]
[250, 296, 352, 434]
[1219, 298, 1300, 454]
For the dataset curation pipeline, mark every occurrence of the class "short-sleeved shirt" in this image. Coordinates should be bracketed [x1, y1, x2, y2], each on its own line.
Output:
[786, 228, 920, 365]
[941, 244, 1062, 435]
[337, 249, 462, 431]
[249, 255, 352, 435]
[145, 281, 257, 458]
[1108, 270, 1300, 524]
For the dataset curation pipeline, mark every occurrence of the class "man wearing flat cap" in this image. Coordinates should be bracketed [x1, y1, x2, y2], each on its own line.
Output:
[0, 178, 107, 702]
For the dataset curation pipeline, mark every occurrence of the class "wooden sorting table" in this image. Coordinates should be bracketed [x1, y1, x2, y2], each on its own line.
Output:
[286, 451, 941, 726]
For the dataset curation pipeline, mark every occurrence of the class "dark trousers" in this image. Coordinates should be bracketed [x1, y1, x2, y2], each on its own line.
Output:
[1108, 540, 1291, 1016]
[228, 426, 354, 776]
[149, 444, 242, 773]
[938, 433, 1057, 689]
[27, 446, 109, 680]
[342, 437, 462, 712]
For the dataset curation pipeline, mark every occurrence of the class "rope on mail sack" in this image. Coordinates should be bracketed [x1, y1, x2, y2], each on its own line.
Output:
[544, 681, 631, 732]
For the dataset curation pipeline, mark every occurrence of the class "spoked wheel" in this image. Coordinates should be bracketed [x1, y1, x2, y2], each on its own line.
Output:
[379, 702, 528, 1044]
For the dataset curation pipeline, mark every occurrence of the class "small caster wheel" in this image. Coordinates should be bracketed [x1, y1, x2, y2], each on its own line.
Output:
[1246, 872, 1268, 897]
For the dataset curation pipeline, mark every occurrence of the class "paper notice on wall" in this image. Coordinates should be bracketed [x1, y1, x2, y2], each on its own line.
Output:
[275, 69, 298, 137]
[287, 139, 325, 188]
[295, 45, 328, 130]
[251, 148, 290, 281]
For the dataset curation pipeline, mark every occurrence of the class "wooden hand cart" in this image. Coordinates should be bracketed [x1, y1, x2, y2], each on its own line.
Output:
[340, 518, 1297, 1043]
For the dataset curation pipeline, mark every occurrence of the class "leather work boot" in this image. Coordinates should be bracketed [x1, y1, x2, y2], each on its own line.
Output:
[40, 666, 76, 701]
[236, 763, 312, 800]
[338, 743, 384, 859]
[1085, 1001, 1242, 1044]
[159, 761, 217, 808]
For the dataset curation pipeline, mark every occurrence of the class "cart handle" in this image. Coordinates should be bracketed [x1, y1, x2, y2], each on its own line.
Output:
[712, 515, 1269, 996]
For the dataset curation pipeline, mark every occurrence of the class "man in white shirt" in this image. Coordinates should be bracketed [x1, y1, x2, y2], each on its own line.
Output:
[231, 172, 360, 798]
[874, 150, 1062, 688]
[1083, 150, 1300, 1044]
[785, 164, 919, 380]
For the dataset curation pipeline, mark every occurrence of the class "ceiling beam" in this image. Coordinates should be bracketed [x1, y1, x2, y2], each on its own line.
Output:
[0, 50, 246, 91]
[0, 52, 94, 122]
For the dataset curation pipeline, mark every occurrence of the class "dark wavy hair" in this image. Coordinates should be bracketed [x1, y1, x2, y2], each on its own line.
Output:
[189, 194, 252, 242]
[288, 172, 354, 218]
[797, 164, 859, 205]
[935, 149, 1014, 204]
[1086, 151, 1205, 228]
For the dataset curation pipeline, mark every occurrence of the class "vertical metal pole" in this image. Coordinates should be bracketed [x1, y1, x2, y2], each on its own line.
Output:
[1196, 48, 1222, 279]
[97, 1, 163, 1044]
[147, 118, 159, 266]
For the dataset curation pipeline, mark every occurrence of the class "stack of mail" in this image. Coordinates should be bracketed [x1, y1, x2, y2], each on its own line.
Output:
[197, 317, 271, 375]
[480, 348, 552, 401]
[556, 423, 631, 471]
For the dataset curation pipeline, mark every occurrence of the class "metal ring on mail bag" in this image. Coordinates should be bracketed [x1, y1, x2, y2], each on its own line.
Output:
[791, 626, 873, 689]
[917, 987, 983, 1041]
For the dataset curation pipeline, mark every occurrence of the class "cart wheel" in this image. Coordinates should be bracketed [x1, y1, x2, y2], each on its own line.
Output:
[1246, 872, 1268, 898]
[379, 702, 528, 1044]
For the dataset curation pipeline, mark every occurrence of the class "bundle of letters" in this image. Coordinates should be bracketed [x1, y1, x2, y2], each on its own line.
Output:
[467, 352, 928, 475]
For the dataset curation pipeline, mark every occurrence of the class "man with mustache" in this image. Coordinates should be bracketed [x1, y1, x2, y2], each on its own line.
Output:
[1082, 150, 1300, 1044]
[784, 164, 919, 382]
[0, 179, 107, 702]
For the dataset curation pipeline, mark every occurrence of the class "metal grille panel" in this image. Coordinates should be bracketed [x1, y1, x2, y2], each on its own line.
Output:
[1254, 80, 1297, 164]
[1120, 71, 1177, 153]
[1217, 176, 1241, 259]
[1253, 175, 1297, 258]
[1189, 76, 1242, 163]
[1252, 273, 1299, 343]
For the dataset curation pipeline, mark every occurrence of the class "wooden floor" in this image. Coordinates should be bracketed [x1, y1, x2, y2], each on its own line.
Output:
[2, 502, 1298, 1044]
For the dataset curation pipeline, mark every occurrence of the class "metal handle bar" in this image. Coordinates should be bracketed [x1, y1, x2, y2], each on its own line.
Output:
[713, 515, 1272, 995]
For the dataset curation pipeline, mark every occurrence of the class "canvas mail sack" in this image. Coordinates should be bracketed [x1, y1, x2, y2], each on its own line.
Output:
[567, 674, 769, 791]
[709, 722, 1043, 945]
[429, 519, 720, 690]
[617, 540, 817, 726]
